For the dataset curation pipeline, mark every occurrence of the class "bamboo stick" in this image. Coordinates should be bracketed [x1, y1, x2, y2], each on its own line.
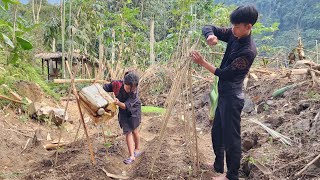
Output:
[66, 62, 96, 165]
[0, 95, 25, 104]
[295, 154, 320, 176]
[44, 143, 66, 150]
[55, 64, 79, 166]
[1, 84, 23, 101]
[150, 17, 155, 64]
[188, 62, 200, 175]
[85, 63, 91, 79]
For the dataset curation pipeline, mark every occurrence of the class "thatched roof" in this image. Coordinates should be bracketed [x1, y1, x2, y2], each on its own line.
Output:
[35, 52, 62, 59]
[35, 52, 88, 60]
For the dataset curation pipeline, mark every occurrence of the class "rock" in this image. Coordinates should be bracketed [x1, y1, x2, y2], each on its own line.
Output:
[243, 95, 255, 113]
[34, 102, 68, 125]
[266, 100, 274, 106]
[13, 80, 44, 102]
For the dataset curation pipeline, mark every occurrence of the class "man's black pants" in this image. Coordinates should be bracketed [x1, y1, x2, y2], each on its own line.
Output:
[212, 93, 244, 180]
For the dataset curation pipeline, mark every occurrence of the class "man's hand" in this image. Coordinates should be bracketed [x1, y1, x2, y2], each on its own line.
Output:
[206, 35, 218, 46]
[190, 51, 206, 66]
[190, 51, 217, 75]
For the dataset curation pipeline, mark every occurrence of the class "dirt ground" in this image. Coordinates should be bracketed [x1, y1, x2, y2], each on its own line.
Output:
[1, 68, 320, 180]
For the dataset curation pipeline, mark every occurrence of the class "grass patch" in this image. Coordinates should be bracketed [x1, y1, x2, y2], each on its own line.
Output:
[141, 106, 166, 115]
[306, 90, 320, 100]
[0, 172, 23, 179]
[0, 61, 61, 100]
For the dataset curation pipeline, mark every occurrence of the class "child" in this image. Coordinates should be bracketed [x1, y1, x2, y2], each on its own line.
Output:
[103, 71, 143, 164]
[191, 5, 258, 180]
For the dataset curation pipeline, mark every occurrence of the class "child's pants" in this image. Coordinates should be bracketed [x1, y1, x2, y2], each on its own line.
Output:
[211, 93, 244, 180]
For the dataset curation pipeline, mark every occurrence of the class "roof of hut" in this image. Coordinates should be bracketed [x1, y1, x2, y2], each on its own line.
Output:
[34, 52, 88, 60]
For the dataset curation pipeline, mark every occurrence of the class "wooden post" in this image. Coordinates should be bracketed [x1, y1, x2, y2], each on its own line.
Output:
[41, 58, 44, 75]
[55, 64, 80, 166]
[66, 62, 96, 165]
[82, 58, 84, 78]
[55, 59, 58, 78]
[85, 63, 91, 79]
[188, 58, 199, 176]
[150, 17, 155, 65]
[316, 40, 319, 64]
[46, 59, 49, 81]
[111, 29, 115, 65]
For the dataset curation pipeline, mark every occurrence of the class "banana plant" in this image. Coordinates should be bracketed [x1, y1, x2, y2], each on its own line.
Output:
[0, 0, 35, 64]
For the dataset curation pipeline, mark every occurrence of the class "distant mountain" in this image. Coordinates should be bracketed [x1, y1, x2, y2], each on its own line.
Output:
[215, 0, 320, 48]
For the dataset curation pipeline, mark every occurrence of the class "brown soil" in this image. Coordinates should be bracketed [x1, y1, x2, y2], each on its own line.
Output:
[1, 69, 320, 180]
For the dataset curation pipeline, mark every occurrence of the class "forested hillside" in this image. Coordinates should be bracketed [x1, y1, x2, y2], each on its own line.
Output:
[216, 0, 320, 49]
[0, 1, 320, 180]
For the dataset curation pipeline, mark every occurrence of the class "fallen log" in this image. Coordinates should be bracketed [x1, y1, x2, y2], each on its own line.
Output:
[53, 79, 109, 84]
[44, 143, 66, 150]
[293, 60, 317, 68]
[291, 68, 309, 75]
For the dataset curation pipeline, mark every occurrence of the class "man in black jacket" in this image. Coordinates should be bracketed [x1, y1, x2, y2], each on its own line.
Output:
[191, 5, 258, 180]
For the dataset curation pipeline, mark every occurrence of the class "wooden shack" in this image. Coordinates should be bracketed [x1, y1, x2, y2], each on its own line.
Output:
[35, 52, 99, 80]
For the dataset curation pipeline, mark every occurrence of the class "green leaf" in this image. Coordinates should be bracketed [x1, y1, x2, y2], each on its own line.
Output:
[16, 36, 33, 50]
[10, 51, 20, 64]
[2, 0, 20, 4]
[2, 33, 14, 48]
[185, 15, 193, 21]
[0, 5, 5, 11]
[0, 20, 13, 33]
[1, 0, 20, 10]
[17, 21, 40, 33]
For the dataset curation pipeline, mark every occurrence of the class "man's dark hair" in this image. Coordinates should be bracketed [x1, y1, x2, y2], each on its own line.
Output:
[230, 5, 258, 25]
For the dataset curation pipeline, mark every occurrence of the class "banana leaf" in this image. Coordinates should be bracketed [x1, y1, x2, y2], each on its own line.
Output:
[209, 77, 219, 121]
